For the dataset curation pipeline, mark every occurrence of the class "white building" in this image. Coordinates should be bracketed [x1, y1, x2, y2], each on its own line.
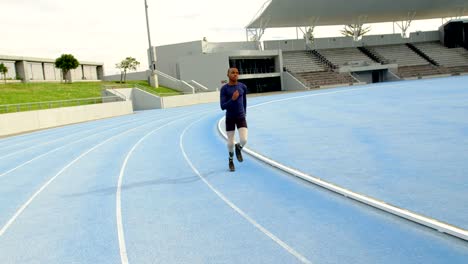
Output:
[0, 55, 104, 83]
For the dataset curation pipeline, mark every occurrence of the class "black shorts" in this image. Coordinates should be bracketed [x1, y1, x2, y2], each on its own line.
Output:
[225, 116, 247, 131]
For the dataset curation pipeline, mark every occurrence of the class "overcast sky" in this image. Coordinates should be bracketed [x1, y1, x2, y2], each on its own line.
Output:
[1, 0, 460, 75]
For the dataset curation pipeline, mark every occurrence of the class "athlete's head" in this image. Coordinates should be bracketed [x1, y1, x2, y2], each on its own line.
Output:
[227, 67, 239, 83]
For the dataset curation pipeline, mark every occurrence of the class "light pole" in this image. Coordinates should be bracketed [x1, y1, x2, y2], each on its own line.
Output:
[145, 0, 158, 87]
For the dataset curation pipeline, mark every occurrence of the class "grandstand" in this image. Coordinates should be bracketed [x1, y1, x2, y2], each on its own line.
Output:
[282, 51, 325, 73]
[413, 41, 468, 73]
[132, 0, 468, 94]
[368, 44, 428, 66]
[281, 51, 358, 88]
[314, 48, 377, 68]
[248, 0, 468, 87]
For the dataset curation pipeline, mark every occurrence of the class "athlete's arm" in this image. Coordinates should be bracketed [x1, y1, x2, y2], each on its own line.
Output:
[220, 87, 232, 110]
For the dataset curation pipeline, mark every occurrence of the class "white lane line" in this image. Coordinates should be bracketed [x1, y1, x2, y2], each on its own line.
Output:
[116, 110, 213, 264]
[0, 113, 182, 237]
[0, 124, 91, 150]
[249, 81, 428, 110]
[0, 112, 164, 161]
[180, 116, 312, 264]
[217, 86, 468, 242]
[0, 125, 107, 161]
[0, 117, 118, 151]
[249, 87, 369, 108]
[0, 120, 143, 179]
[0, 107, 177, 153]
[0, 113, 168, 179]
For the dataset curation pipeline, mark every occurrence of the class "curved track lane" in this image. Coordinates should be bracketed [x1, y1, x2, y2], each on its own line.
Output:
[0, 86, 467, 263]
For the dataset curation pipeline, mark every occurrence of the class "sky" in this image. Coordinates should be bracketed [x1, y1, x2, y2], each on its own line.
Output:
[1, 0, 463, 75]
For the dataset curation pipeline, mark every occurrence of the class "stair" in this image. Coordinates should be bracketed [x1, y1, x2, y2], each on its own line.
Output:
[358, 46, 387, 64]
[406, 43, 439, 66]
[294, 71, 357, 88]
[309, 50, 337, 70]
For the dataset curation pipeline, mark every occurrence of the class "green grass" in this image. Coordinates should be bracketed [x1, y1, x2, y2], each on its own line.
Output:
[106, 80, 182, 97]
[0, 81, 181, 105]
[0, 82, 102, 105]
[0, 81, 181, 113]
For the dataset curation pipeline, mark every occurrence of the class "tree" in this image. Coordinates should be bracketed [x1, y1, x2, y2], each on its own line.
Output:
[0, 63, 7, 84]
[55, 54, 79, 83]
[341, 24, 371, 40]
[115, 57, 140, 83]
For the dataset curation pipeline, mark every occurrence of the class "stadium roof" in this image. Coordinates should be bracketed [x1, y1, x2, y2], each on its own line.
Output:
[247, 0, 468, 28]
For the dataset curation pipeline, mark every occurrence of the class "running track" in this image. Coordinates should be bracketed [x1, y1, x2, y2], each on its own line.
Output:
[1, 76, 467, 263]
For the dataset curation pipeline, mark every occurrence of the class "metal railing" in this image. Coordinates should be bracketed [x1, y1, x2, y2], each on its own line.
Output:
[0, 95, 125, 114]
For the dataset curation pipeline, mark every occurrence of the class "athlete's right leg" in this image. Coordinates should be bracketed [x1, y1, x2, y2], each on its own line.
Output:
[226, 116, 236, 171]
[238, 127, 248, 147]
[227, 131, 235, 171]
[227, 130, 235, 153]
[235, 119, 248, 162]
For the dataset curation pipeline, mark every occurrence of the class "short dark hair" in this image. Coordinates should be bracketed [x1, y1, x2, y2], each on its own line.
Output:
[227, 67, 239, 74]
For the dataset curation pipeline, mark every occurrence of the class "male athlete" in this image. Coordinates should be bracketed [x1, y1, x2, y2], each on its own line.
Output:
[220, 67, 248, 172]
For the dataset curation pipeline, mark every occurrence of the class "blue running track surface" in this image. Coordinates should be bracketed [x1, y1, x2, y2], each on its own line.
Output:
[0, 77, 467, 263]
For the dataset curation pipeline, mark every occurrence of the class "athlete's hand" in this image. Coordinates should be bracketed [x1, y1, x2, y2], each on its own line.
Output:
[232, 90, 239, 101]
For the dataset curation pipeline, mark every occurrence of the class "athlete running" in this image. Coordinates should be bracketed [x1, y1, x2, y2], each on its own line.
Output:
[220, 67, 248, 172]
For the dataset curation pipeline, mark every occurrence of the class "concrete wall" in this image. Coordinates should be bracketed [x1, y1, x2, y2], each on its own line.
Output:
[177, 50, 281, 91]
[155, 41, 203, 78]
[83, 65, 98, 80]
[352, 71, 373, 83]
[265, 37, 362, 50]
[203, 41, 259, 53]
[104, 71, 148, 82]
[0, 101, 133, 137]
[71, 66, 84, 80]
[282, 71, 307, 91]
[362, 34, 409, 46]
[264, 31, 441, 51]
[109, 88, 218, 110]
[29, 62, 44, 80]
[132, 88, 163, 110]
[408, 31, 440, 42]
[161, 91, 219, 108]
[15, 61, 28, 82]
[44, 63, 60, 80]
[265, 36, 363, 50]
[0, 60, 16, 79]
[362, 31, 440, 46]
[264, 39, 306, 51]
[177, 53, 229, 91]
[103, 88, 132, 102]
[313, 36, 363, 49]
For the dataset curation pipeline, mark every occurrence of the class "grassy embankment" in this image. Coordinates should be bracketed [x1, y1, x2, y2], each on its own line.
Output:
[0, 81, 181, 113]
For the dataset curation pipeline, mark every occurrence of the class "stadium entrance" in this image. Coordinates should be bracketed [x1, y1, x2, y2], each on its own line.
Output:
[229, 57, 276, 75]
[230, 56, 282, 93]
[239, 76, 282, 93]
[352, 68, 394, 84]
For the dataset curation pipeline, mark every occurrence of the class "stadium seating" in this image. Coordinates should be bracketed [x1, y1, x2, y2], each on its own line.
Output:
[397, 64, 449, 78]
[412, 42, 468, 73]
[295, 71, 357, 88]
[282, 50, 358, 88]
[281, 40, 468, 88]
[282, 51, 326, 72]
[370, 44, 429, 66]
[314, 48, 377, 68]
